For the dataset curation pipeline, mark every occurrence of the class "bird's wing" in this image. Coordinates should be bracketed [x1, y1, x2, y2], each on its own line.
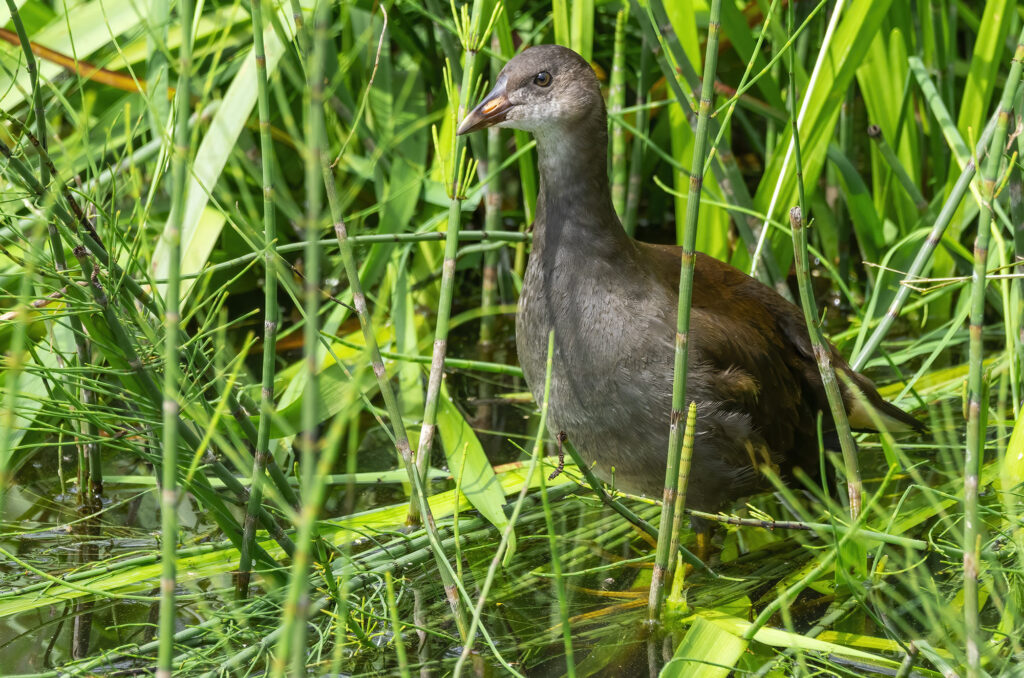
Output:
[641, 244, 922, 448]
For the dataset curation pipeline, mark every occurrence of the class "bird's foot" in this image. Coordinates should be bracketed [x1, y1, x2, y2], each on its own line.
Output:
[548, 431, 568, 480]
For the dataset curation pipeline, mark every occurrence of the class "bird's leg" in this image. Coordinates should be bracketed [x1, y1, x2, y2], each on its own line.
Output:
[695, 530, 712, 563]
[745, 439, 760, 474]
[549, 431, 568, 480]
[757, 444, 780, 477]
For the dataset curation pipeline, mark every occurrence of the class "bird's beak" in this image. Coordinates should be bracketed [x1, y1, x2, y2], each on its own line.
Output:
[457, 77, 512, 135]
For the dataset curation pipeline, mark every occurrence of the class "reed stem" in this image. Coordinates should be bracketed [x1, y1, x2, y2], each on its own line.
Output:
[413, 0, 495, 500]
[324, 25, 469, 639]
[866, 124, 928, 212]
[649, 0, 722, 622]
[665, 401, 696, 589]
[238, 0, 280, 599]
[270, 0, 329, 670]
[157, 0, 194, 670]
[1, 3, 100, 511]
[609, 6, 628, 220]
[962, 25, 1024, 677]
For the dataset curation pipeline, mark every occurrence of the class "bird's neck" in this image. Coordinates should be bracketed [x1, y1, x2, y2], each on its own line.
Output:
[532, 116, 631, 261]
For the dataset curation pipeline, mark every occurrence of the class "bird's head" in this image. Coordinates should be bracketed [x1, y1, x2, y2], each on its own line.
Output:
[456, 45, 602, 137]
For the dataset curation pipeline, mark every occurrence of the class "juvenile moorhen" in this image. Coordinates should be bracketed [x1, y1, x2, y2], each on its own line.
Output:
[457, 45, 921, 534]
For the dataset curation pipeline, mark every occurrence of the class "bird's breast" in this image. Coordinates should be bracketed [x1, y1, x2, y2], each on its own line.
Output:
[515, 255, 675, 437]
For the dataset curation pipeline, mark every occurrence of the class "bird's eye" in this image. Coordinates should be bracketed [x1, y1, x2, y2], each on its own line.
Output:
[533, 71, 552, 87]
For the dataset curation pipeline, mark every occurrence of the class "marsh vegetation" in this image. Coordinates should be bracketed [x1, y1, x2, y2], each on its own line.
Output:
[0, 0, 1023, 676]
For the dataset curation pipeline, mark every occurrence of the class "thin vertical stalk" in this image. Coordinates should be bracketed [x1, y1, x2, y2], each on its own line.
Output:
[0, 119, 300, 527]
[785, 5, 860, 519]
[157, 0, 194, 671]
[270, 405, 350, 677]
[866, 124, 928, 213]
[481, 34, 504, 342]
[287, 0, 309, 55]
[384, 571, 410, 678]
[238, 0, 280, 599]
[3, 0, 47, 186]
[835, 89, 852, 284]
[1012, 88, 1024, 417]
[539, 443, 574, 677]
[413, 0, 497, 491]
[964, 26, 1024, 678]
[474, 33, 503, 432]
[492, 10, 536, 278]
[452, 332, 555, 678]
[328, 207, 470, 640]
[790, 207, 860, 516]
[65, 244, 288, 568]
[0, 215, 43, 553]
[561, 436, 713, 575]
[609, 6, 628, 220]
[2, 139, 157, 314]
[665, 401, 696, 588]
[271, 0, 328, 671]
[328, 578, 353, 676]
[0, 142, 295, 564]
[623, 36, 647, 237]
[324, 10, 468, 640]
[648, 0, 721, 622]
[633, 0, 789, 297]
[146, 0, 171, 136]
[751, 0, 848, 279]
[3, 101, 298, 521]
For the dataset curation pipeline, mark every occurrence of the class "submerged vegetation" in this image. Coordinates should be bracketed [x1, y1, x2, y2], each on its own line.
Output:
[0, 0, 1023, 675]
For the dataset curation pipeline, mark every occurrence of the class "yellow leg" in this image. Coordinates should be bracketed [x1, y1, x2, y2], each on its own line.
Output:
[696, 530, 712, 563]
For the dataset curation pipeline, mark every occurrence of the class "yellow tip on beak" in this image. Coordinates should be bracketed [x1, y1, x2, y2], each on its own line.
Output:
[482, 97, 504, 115]
[457, 82, 512, 135]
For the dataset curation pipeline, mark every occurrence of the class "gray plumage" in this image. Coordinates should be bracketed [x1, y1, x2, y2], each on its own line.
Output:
[458, 45, 922, 517]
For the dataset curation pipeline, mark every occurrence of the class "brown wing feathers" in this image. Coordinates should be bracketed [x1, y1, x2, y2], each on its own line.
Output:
[644, 244, 921, 439]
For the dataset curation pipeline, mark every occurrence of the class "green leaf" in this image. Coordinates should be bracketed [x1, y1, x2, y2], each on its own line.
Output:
[151, 0, 312, 303]
[691, 611, 899, 668]
[0, 0, 146, 110]
[755, 0, 895, 236]
[1000, 413, 1024, 517]
[956, 0, 1014, 142]
[826, 144, 882, 264]
[0, 464, 552, 618]
[569, 0, 594, 63]
[273, 324, 398, 436]
[436, 382, 515, 563]
[855, 27, 919, 233]
[661, 615, 748, 678]
[153, 206, 225, 300]
[111, 5, 251, 68]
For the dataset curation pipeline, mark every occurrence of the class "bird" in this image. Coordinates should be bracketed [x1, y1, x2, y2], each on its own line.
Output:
[456, 44, 922, 554]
